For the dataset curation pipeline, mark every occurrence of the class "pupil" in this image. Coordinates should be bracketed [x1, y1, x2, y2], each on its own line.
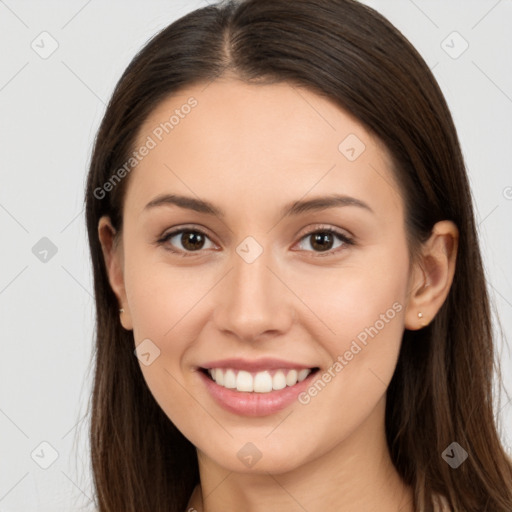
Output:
[312, 232, 333, 251]
[182, 231, 204, 250]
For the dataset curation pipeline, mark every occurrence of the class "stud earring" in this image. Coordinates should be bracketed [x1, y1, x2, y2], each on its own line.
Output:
[418, 311, 428, 327]
[119, 308, 124, 314]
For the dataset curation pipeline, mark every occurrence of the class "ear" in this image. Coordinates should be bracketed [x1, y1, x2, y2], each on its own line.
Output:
[404, 220, 459, 330]
[98, 216, 133, 331]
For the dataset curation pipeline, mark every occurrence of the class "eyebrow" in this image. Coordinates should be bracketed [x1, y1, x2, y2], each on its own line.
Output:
[143, 193, 374, 218]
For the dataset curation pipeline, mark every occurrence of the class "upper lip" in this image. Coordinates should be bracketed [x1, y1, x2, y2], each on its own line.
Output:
[199, 357, 316, 372]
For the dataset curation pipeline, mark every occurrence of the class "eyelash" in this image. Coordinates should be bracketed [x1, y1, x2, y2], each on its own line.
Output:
[156, 225, 355, 258]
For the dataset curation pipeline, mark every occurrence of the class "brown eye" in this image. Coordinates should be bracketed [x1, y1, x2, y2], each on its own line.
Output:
[296, 228, 353, 255]
[180, 231, 206, 251]
[159, 228, 216, 255]
[310, 232, 335, 252]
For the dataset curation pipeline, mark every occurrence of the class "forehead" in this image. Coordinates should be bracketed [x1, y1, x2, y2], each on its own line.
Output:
[137, 78, 372, 159]
[127, 78, 402, 218]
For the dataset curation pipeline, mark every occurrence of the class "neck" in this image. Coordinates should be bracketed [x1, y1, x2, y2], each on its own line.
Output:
[186, 397, 414, 512]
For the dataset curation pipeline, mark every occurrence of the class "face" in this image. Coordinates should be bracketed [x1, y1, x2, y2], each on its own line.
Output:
[103, 77, 417, 474]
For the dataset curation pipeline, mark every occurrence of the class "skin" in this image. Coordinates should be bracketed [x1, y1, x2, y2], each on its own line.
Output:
[98, 77, 458, 512]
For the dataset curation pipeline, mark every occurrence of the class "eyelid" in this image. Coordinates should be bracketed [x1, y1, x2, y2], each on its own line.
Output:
[295, 223, 354, 243]
[158, 223, 214, 238]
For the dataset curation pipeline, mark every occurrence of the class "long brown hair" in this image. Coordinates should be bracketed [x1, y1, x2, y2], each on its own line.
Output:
[84, 1, 512, 510]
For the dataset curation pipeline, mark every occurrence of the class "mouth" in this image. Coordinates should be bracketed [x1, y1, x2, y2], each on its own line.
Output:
[199, 367, 320, 393]
[197, 362, 321, 416]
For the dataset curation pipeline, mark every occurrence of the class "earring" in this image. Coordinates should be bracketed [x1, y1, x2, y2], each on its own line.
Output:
[418, 311, 428, 327]
[119, 308, 124, 314]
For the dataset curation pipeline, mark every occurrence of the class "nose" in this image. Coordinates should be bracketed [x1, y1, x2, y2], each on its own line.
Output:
[212, 245, 296, 342]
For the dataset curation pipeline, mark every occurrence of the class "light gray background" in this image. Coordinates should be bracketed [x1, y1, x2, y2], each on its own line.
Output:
[0, 1, 511, 510]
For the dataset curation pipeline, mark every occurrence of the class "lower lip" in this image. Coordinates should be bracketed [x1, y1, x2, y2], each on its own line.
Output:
[198, 369, 318, 417]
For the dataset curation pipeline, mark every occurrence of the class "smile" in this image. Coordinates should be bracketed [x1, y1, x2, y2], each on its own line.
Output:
[197, 360, 321, 416]
[206, 367, 313, 393]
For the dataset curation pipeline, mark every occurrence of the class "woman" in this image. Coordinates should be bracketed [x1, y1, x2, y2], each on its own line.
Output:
[84, 0, 512, 510]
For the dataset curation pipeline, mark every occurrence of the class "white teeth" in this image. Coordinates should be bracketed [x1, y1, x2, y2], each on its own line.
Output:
[297, 369, 310, 382]
[285, 369, 298, 386]
[223, 369, 236, 389]
[207, 367, 313, 393]
[272, 370, 287, 390]
[236, 370, 253, 392]
[254, 371, 273, 392]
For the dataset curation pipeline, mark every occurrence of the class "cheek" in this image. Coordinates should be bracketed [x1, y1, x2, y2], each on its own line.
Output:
[295, 239, 409, 351]
[123, 237, 210, 344]
[291, 239, 410, 411]
[122, 255, 210, 437]
[293, 250, 408, 429]
[121, 241, 222, 413]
